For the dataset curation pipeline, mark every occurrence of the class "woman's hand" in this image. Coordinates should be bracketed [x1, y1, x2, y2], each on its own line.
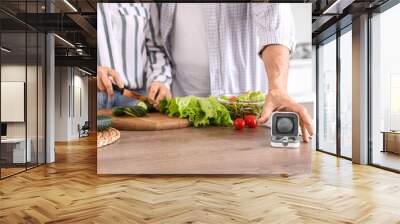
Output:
[147, 81, 172, 107]
[97, 66, 125, 97]
[258, 89, 314, 142]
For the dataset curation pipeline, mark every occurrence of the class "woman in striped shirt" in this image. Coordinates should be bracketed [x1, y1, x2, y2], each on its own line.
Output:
[97, 3, 172, 109]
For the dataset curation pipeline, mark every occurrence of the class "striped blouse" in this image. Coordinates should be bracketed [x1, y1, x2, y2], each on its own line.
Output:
[97, 3, 172, 90]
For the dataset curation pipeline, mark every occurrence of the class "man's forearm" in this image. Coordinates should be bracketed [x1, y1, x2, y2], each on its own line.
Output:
[261, 44, 290, 93]
[259, 44, 314, 140]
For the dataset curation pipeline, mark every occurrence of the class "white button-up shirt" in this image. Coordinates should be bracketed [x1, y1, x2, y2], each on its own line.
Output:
[159, 3, 296, 96]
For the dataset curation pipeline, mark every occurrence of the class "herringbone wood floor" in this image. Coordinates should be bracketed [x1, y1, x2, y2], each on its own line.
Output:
[1, 135, 400, 224]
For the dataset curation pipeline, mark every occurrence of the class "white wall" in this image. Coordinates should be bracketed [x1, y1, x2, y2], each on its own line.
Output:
[1, 65, 26, 138]
[1, 65, 42, 137]
[291, 4, 312, 44]
[1, 64, 46, 164]
[289, 4, 314, 119]
[71, 73, 89, 138]
[54, 67, 89, 141]
[54, 66, 70, 141]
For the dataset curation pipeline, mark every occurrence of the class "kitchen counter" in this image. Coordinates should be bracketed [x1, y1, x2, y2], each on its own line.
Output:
[97, 126, 311, 175]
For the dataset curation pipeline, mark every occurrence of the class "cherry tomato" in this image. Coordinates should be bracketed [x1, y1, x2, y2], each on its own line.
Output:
[244, 115, 257, 128]
[234, 118, 245, 130]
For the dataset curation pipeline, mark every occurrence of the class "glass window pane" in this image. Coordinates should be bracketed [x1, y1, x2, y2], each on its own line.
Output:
[1, 31, 27, 177]
[318, 37, 337, 154]
[0, 0, 46, 179]
[371, 3, 400, 171]
[340, 29, 352, 158]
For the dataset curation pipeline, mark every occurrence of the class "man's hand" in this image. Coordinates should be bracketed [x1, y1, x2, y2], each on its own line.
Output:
[259, 44, 314, 142]
[258, 89, 314, 142]
[97, 66, 125, 97]
[147, 81, 172, 107]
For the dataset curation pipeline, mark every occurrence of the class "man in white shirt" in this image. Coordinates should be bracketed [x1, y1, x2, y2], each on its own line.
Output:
[160, 3, 314, 142]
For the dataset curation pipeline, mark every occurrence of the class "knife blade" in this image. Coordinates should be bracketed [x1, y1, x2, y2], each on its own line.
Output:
[112, 84, 156, 111]
[112, 84, 148, 102]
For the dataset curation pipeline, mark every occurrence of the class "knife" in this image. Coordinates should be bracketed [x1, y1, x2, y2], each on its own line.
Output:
[112, 84, 148, 103]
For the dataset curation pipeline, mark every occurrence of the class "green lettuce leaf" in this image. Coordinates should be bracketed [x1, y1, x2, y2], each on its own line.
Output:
[248, 91, 265, 102]
[160, 96, 232, 127]
[236, 91, 264, 102]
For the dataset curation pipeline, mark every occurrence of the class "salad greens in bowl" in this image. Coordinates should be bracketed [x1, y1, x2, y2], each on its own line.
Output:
[217, 91, 265, 119]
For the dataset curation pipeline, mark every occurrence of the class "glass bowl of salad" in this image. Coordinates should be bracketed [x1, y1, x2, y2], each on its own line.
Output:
[217, 91, 265, 119]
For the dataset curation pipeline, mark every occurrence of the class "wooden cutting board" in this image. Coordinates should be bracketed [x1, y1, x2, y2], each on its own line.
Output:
[98, 109, 190, 131]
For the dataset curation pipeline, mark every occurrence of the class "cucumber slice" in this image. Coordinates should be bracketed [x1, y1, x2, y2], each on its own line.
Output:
[137, 101, 148, 111]
[112, 106, 125, 117]
[124, 106, 147, 117]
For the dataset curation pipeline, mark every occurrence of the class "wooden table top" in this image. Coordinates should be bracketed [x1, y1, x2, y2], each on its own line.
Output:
[97, 126, 311, 175]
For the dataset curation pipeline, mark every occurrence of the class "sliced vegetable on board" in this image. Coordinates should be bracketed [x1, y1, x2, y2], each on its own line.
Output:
[112, 105, 147, 117]
[136, 101, 148, 111]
